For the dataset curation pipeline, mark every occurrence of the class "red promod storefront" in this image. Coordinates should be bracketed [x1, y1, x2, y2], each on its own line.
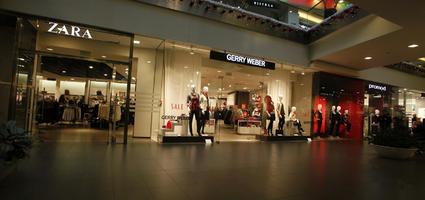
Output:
[311, 72, 396, 139]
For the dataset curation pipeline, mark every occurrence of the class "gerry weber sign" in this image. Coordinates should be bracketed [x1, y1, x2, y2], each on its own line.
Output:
[210, 51, 275, 70]
[48, 22, 93, 39]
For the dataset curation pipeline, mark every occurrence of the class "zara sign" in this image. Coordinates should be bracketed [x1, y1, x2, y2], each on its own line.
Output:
[48, 22, 93, 39]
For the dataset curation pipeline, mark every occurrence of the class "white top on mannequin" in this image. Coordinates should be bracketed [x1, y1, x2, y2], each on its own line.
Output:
[200, 86, 209, 112]
[289, 106, 297, 121]
[375, 109, 380, 116]
[276, 95, 284, 118]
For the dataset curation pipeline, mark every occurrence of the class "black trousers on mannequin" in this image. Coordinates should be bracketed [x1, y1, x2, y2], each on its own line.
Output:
[268, 119, 274, 136]
[278, 117, 285, 131]
[296, 120, 304, 134]
[344, 121, 351, 133]
[189, 109, 201, 136]
[334, 122, 341, 137]
[201, 111, 210, 134]
[329, 120, 336, 136]
[316, 120, 322, 135]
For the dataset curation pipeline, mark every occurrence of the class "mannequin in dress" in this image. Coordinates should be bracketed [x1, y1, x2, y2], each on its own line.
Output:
[342, 110, 351, 135]
[314, 104, 323, 136]
[329, 106, 337, 136]
[276, 95, 285, 133]
[334, 106, 342, 137]
[200, 86, 210, 134]
[187, 85, 201, 136]
[264, 95, 275, 136]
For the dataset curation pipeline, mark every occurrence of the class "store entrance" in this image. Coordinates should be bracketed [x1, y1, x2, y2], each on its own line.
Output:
[14, 17, 134, 143]
[34, 54, 131, 143]
[199, 63, 269, 142]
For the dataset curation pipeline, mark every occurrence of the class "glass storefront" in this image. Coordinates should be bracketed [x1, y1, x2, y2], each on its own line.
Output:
[312, 72, 402, 139]
[146, 41, 314, 142]
[2, 13, 138, 144]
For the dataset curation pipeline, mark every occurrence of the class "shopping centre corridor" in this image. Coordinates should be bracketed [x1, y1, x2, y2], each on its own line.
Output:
[1, 141, 424, 200]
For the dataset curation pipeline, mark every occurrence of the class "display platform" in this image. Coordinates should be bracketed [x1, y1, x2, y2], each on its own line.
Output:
[159, 135, 214, 143]
[256, 135, 311, 141]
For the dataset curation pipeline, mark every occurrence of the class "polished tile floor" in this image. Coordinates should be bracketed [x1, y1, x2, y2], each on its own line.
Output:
[1, 140, 425, 200]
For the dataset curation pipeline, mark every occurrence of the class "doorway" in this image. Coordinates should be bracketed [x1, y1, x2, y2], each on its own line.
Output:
[14, 17, 134, 144]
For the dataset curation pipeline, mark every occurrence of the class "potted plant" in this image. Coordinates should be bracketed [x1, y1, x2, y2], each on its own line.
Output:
[0, 121, 32, 181]
[369, 120, 421, 159]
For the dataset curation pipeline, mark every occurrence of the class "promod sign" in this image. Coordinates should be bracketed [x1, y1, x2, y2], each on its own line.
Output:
[210, 51, 275, 70]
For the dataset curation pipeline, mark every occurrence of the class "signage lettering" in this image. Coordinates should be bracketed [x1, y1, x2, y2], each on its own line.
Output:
[210, 51, 275, 70]
[368, 84, 387, 91]
[48, 22, 93, 39]
[252, 1, 276, 8]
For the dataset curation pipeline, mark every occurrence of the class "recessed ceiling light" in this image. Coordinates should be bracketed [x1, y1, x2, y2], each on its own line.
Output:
[301, 72, 305, 75]
[104, 74, 108, 76]
[125, 68, 129, 71]
[147, 61, 151, 64]
[364, 56, 373, 60]
[112, 75, 116, 79]
[101, 55, 106, 58]
[71, 78, 75, 80]
[18, 64, 25, 68]
[419, 57, 425, 61]
[229, 85, 232, 87]
[408, 44, 419, 48]
[338, 0, 344, 3]
[196, 71, 199, 75]
[207, 83, 210, 86]
[18, 58, 25, 61]
[132, 77, 136, 80]
[243, 87, 248, 90]
[190, 51, 195, 55]
[134, 40, 140, 44]
[266, 73, 270, 75]
[62, 70, 66, 73]
[89, 66, 94, 69]
[46, 48, 53, 51]
[125, 71, 128, 74]
[217, 70, 222, 73]
[290, 70, 295, 73]
[184, 66, 189, 69]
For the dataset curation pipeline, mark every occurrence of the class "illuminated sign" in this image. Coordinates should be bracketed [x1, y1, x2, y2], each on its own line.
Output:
[48, 22, 93, 39]
[210, 51, 275, 70]
[252, 1, 277, 8]
[368, 84, 387, 91]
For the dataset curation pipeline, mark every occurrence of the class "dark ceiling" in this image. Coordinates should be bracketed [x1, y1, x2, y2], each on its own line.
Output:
[41, 56, 127, 80]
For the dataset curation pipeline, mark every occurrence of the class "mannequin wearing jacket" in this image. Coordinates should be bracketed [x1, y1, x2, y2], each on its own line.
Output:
[276, 96, 285, 133]
[187, 85, 201, 136]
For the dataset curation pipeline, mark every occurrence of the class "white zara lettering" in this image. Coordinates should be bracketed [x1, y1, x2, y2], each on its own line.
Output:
[47, 22, 93, 39]
[368, 84, 386, 91]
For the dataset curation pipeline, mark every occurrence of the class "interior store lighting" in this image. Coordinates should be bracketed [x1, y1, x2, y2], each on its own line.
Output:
[147, 60, 151, 64]
[62, 70, 66, 73]
[364, 56, 373, 60]
[89, 66, 94, 69]
[104, 74, 108, 76]
[46, 48, 53, 51]
[101, 55, 106, 58]
[134, 40, 140, 44]
[217, 70, 222, 73]
[408, 44, 419, 48]
[301, 72, 305, 75]
[419, 57, 425, 61]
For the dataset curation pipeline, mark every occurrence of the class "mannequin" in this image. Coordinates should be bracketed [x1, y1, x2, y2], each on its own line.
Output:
[276, 95, 285, 135]
[371, 109, 380, 134]
[252, 107, 261, 117]
[342, 110, 351, 135]
[265, 95, 275, 136]
[329, 106, 337, 136]
[314, 104, 323, 135]
[187, 85, 201, 136]
[334, 106, 342, 137]
[200, 86, 210, 134]
[289, 106, 304, 135]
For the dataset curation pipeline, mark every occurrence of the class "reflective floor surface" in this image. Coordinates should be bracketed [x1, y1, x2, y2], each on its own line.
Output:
[1, 140, 425, 200]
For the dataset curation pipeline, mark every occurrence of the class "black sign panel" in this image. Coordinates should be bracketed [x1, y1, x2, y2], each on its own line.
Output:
[365, 81, 392, 94]
[210, 51, 275, 70]
[250, 1, 278, 9]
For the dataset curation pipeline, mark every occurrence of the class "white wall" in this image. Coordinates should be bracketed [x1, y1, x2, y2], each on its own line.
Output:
[0, 0, 309, 67]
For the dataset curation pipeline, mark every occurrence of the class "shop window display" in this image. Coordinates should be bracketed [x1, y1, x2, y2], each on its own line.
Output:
[158, 42, 313, 142]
